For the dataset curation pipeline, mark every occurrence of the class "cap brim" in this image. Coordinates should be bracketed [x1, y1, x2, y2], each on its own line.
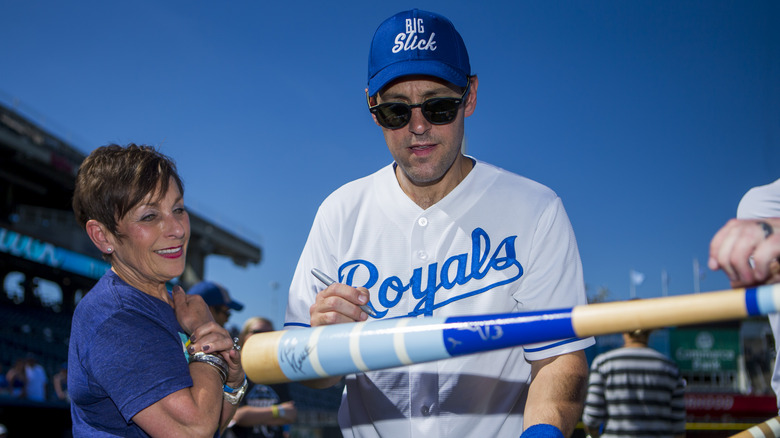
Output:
[228, 301, 244, 311]
[368, 60, 468, 96]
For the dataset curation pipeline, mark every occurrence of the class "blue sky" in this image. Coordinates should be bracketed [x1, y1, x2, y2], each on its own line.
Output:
[2, 1, 779, 331]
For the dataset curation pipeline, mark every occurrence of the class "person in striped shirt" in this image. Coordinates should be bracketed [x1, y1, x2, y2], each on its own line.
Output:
[582, 328, 686, 438]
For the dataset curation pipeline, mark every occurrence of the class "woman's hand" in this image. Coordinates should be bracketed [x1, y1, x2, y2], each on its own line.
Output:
[222, 344, 245, 388]
[172, 285, 244, 385]
[172, 285, 214, 335]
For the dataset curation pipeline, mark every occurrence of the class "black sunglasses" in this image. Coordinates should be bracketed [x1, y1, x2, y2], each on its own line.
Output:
[367, 80, 471, 130]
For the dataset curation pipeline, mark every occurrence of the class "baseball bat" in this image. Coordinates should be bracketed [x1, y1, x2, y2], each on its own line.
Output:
[730, 416, 780, 438]
[242, 283, 780, 384]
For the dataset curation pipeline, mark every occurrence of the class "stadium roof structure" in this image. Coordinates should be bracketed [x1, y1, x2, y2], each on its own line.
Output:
[0, 100, 261, 303]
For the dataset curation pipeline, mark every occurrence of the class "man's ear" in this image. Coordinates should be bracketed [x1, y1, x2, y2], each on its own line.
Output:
[464, 75, 478, 118]
[366, 88, 383, 127]
[85, 219, 115, 254]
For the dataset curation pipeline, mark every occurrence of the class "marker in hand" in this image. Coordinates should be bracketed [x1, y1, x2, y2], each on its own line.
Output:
[311, 268, 377, 318]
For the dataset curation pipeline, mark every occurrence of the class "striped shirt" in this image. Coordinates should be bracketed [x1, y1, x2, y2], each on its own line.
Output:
[582, 346, 686, 438]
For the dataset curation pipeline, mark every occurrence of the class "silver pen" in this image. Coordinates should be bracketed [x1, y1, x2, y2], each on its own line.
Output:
[311, 268, 377, 317]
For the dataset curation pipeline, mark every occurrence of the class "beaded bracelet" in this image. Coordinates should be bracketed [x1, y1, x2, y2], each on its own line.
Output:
[189, 351, 228, 385]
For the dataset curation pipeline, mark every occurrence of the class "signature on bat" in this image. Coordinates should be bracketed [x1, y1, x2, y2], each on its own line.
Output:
[280, 338, 314, 374]
[447, 324, 504, 350]
[465, 324, 504, 341]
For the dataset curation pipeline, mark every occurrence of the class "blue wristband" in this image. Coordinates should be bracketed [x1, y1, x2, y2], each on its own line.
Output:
[520, 424, 564, 438]
[224, 375, 247, 393]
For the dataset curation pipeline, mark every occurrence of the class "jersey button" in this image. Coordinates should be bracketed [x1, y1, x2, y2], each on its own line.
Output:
[421, 405, 431, 416]
[416, 250, 428, 260]
[417, 217, 428, 227]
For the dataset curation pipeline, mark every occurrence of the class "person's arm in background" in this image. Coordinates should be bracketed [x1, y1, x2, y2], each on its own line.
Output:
[53, 370, 67, 401]
[232, 400, 297, 427]
[581, 359, 605, 438]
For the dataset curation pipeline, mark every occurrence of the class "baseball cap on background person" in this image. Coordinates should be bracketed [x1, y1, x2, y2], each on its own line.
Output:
[367, 8, 471, 96]
[189, 281, 244, 326]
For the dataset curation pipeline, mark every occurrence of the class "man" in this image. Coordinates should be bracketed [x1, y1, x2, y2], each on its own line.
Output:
[285, 9, 593, 438]
[709, 178, 780, 411]
[581, 328, 686, 438]
[189, 280, 244, 327]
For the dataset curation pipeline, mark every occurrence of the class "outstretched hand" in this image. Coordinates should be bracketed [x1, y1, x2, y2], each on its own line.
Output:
[709, 218, 780, 288]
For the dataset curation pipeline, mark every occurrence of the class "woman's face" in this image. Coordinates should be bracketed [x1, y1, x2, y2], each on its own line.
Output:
[109, 178, 189, 293]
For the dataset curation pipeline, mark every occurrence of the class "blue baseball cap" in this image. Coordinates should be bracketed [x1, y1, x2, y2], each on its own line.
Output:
[367, 9, 470, 96]
[189, 281, 244, 311]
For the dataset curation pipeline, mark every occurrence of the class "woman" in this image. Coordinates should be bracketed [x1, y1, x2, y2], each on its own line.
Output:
[68, 144, 246, 437]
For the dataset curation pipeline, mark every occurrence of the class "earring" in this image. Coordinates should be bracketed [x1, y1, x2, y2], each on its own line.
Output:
[107, 247, 113, 253]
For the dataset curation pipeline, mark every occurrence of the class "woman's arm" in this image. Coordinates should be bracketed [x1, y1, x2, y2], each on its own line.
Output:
[131, 286, 247, 437]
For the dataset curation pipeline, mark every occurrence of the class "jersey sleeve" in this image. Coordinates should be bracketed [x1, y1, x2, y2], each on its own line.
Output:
[515, 196, 595, 361]
[285, 201, 339, 328]
[737, 178, 780, 219]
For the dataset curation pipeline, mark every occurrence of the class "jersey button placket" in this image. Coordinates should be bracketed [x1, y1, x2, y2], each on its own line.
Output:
[415, 217, 430, 261]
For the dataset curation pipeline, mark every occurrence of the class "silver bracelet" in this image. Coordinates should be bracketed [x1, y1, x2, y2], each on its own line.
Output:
[223, 376, 248, 405]
[189, 352, 228, 385]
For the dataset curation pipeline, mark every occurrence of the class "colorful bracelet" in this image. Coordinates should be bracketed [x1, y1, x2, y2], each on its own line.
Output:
[271, 404, 280, 418]
[223, 376, 248, 406]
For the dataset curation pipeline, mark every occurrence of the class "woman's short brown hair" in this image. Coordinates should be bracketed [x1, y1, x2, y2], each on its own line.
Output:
[72, 144, 184, 237]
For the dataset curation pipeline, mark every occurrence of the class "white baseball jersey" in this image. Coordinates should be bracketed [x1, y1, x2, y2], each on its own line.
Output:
[737, 178, 780, 413]
[285, 158, 594, 438]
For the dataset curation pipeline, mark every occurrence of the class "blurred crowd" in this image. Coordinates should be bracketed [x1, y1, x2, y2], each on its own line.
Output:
[0, 355, 68, 404]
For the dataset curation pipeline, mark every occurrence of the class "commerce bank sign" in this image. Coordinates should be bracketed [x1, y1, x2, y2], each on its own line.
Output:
[672, 328, 739, 372]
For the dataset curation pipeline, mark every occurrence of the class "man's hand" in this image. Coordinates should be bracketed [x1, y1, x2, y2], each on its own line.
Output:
[708, 218, 780, 287]
[310, 283, 371, 326]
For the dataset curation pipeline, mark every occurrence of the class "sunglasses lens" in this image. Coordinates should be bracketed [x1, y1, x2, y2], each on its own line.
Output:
[371, 97, 462, 129]
[422, 98, 460, 124]
[374, 103, 411, 129]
